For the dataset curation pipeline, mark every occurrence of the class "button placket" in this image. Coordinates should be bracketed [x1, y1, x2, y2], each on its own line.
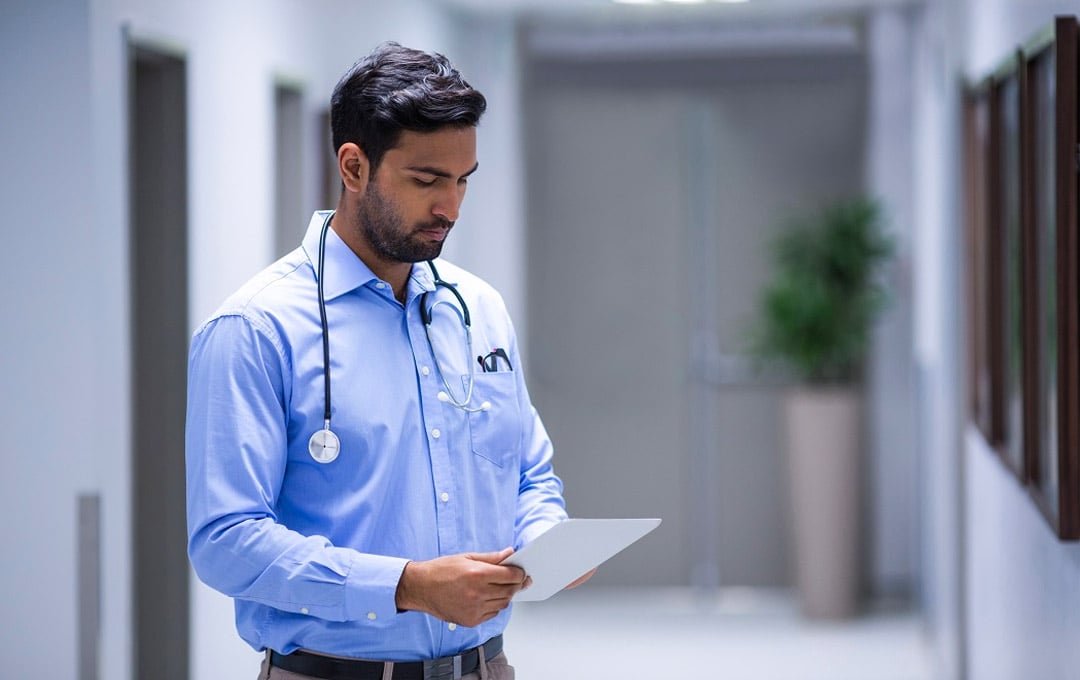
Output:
[407, 294, 461, 554]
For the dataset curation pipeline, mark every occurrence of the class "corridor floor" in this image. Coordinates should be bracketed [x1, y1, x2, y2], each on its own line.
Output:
[503, 587, 934, 680]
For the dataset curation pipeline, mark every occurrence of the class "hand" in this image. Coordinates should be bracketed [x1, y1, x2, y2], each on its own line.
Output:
[395, 548, 531, 628]
[564, 568, 597, 591]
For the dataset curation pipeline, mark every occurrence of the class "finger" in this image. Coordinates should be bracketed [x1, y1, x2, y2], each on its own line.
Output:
[565, 568, 597, 590]
[482, 584, 522, 602]
[484, 581, 525, 600]
[481, 598, 514, 614]
[468, 547, 515, 565]
[482, 598, 514, 617]
[484, 564, 527, 585]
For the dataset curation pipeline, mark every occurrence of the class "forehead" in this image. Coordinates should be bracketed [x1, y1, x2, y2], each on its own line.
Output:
[383, 126, 477, 172]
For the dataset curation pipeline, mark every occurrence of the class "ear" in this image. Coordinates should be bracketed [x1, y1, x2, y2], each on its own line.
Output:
[337, 143, 369, 194]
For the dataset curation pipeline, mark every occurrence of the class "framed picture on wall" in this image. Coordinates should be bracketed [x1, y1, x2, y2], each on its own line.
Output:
[964, 85, 999, 443]
[1022, 16, 1080, 540]
[989, 53, 1029, 483]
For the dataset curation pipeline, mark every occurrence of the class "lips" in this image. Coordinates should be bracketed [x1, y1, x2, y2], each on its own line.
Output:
[417, 222, 452, 241]
[418, 227, 449, 242]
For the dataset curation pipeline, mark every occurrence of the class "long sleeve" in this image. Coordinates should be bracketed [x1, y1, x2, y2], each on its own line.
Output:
[185, 314, 408, 624]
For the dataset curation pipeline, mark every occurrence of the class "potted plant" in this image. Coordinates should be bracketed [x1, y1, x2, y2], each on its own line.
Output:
[749, 197, 893, 619]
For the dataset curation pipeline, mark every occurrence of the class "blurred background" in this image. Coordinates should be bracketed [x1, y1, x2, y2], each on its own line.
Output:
[2, 0, 1079, 678]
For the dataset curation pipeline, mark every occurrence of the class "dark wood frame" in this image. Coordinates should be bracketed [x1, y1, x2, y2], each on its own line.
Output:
[1023, 16, 1080, 539]
[988, 53, 1029, 482]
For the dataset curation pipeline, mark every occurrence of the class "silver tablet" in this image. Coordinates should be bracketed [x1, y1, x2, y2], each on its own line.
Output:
[503, 518, 662, 602]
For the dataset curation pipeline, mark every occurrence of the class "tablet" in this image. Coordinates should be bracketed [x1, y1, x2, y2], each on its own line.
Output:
[502, 518, 662, 602]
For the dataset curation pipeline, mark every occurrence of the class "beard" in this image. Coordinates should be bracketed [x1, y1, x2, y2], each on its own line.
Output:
[356, 180, 451, 264]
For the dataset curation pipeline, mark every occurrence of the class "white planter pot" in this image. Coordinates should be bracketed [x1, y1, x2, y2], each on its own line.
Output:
[784, 386, 861, 619]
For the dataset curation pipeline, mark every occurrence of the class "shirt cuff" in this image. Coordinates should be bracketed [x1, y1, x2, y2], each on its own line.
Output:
[344, 553, 411, 623]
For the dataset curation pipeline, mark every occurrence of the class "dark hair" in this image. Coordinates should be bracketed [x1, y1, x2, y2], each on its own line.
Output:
[330, 42, 487, 175]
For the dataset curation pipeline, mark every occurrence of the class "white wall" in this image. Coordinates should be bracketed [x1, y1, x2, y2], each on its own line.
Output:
[864, 5, 919, 598]
[910, 0, 964, 675]
[0, 2, 98, 678]
[956, 2, 1080, 678]
[965, 430, 1080, 679]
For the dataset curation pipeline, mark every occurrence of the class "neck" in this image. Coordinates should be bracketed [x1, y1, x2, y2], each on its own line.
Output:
[329, 209, 411, 303]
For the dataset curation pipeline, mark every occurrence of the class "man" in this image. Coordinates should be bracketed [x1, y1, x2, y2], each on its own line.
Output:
[186, 43, 582, 680]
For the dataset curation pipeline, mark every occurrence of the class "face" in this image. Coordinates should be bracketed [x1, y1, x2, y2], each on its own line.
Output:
[354, 126, 478, 265]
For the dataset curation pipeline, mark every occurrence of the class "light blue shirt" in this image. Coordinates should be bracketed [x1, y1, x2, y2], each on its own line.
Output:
[186, 211, 567, 660]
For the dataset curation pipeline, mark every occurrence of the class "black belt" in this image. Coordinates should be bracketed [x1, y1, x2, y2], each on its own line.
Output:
[269, 635, 503, 680]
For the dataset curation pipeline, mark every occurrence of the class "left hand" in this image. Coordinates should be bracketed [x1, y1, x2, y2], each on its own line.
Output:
[563, 568, 597, 591]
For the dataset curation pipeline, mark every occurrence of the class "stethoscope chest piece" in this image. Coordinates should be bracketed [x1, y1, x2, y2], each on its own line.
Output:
[308, 428, 341, 464]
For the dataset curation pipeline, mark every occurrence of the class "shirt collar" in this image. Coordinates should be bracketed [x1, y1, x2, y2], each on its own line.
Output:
[300, 211, 439, 301]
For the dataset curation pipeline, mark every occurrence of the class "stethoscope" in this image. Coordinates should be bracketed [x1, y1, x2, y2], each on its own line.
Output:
[307, 211, 490, 464]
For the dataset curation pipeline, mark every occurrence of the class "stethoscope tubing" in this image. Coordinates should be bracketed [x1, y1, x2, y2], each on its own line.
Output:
[317, 211, 333, 430]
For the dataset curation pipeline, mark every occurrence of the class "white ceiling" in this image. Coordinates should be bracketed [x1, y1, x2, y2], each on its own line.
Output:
[430, 0, 922, 60]
[431, 0, 919, 20]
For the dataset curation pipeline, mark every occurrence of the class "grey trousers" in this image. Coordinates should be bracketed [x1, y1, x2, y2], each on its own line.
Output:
[257, 649, 515, 680]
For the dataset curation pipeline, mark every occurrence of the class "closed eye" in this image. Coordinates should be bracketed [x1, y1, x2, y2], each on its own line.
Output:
[413, 177, 437, 187]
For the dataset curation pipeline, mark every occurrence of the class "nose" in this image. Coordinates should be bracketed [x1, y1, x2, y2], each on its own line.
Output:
[432, 183, 467, 224]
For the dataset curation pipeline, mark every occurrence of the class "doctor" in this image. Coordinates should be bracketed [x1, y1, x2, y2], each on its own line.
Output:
[186, 42, 581, 680]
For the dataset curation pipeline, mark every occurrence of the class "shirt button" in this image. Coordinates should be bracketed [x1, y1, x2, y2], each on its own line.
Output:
[376, 282, 387, 289]
[440, 492, 450, 503]
[431, 428, 441, 439]
[301, 607, 309, 615]
[448, 623, 458, 631]
[421, 366, 431, 376]
[367, 612, 377, 621]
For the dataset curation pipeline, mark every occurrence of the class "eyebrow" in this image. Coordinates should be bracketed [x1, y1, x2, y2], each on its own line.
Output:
[406, 162, 479, 180]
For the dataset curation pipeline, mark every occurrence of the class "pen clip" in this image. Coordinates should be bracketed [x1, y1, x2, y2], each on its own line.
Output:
[479, 348, 513, 372]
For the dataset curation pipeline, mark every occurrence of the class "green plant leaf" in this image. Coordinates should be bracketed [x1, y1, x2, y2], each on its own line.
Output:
[748, 197, 894, 384]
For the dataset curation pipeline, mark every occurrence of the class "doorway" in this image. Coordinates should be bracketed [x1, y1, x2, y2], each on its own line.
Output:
[129, 44, 189, 680]
[274, 81, 305, 258]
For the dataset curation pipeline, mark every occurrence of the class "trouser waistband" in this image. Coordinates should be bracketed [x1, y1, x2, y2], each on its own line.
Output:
[269, 635, 503, 680]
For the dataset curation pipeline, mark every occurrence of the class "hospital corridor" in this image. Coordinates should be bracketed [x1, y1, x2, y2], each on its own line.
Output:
[3, 0, 1080, 678]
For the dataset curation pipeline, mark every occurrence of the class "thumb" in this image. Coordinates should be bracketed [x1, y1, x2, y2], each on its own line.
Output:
[467, 547, 515, 564]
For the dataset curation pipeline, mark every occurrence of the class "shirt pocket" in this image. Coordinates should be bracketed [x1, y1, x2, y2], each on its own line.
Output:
[465, 372, 521, 467]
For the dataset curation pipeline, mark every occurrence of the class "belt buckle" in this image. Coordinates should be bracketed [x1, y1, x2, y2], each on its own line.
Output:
[422, 654, 462, 680]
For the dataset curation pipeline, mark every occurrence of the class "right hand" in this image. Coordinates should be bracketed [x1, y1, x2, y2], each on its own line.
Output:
[394, 547, 531, 628]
